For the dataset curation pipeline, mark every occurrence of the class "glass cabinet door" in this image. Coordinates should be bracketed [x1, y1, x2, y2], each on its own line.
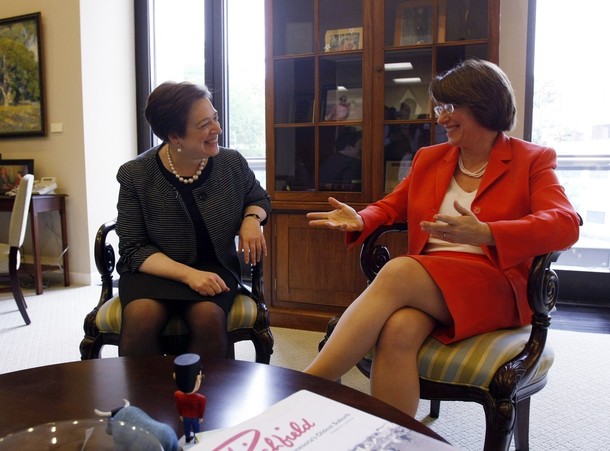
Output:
[382, 48, 434, 192]
[274, 127, 315, 191]
[271, 0, 364, 194]
[318, 125, 363, 192]
[438, 0, 489, 43]
[273, 0, 314, 56]
[274, 58, 315, 124]
[319, 0, 364, 52]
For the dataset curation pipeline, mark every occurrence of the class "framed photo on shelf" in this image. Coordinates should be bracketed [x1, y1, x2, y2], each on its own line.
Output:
[324, 27, 363, 52]
[394, 1, 433, 46]
[0, 159, 35, 194]
[322, 88, 362, 122]
[0, 13, 45, 137]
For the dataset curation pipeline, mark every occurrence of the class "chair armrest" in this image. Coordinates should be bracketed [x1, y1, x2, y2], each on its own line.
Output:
[491, 251, 562, 398]
[527, 251, 561, 321]
[359, 223, 408, 283]
[249, 256, 264, 302]
[94, 219, 117, 306]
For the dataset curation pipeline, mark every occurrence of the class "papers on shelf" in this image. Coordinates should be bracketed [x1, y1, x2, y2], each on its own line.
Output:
[188, 390, 457, 450]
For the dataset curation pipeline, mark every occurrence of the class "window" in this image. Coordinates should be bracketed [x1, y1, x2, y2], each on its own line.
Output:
[226, 0, 266, 186]
[149, 0, 206, 88]
[138, 0, 266, 188]
[530, 0, 610, 273]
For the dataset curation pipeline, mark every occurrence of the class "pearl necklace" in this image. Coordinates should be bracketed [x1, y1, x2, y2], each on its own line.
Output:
[166, 146, 207, 184]
[458, 154, 488, 178]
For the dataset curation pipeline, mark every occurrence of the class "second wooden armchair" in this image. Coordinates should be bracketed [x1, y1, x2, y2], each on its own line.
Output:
[80, 219, 274, 363]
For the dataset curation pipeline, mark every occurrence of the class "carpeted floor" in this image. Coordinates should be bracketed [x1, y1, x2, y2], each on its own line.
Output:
[1, 279, 609, 450]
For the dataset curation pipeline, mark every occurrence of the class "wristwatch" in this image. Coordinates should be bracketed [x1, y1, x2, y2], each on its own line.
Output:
[244, 213, 262, 223]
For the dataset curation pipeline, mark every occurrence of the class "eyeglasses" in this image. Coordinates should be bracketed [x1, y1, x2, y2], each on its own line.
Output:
[433, 103, 455, 117]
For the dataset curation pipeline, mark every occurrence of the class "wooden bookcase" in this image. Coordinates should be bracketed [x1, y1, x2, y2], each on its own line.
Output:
[264, 0, 500, 330]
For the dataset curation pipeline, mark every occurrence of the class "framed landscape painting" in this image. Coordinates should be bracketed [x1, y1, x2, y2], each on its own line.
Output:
[0, 13, 45, 137]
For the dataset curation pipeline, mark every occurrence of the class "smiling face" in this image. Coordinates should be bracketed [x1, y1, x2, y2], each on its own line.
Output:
[174, 97, 222, 159]
[436, 105, 493, 151]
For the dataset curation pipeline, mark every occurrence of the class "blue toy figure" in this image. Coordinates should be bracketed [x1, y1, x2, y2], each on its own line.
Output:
[173, 353, 207, 443]
[95, 399, 179, 451]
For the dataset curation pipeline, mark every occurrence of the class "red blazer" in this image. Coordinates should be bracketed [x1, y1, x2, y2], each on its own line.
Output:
[350, 133, 580, 325]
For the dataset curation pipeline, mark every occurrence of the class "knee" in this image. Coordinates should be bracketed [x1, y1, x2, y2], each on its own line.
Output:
[374, 257, 421, 286]
[186, 302, 226, 332]
[377, 309, 434, 354]
[122, 300, 169, 336]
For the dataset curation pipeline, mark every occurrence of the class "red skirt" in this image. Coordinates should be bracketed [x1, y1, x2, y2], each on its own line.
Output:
[410, 251, 522, 344]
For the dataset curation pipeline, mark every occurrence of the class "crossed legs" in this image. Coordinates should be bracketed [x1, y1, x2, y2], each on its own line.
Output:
[304, 256, 451, 416]
[119, 299, 228, 359]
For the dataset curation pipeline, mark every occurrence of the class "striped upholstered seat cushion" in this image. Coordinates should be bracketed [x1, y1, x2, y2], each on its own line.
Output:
[96, 291, 259, 336]
[416, 326, 554, 389]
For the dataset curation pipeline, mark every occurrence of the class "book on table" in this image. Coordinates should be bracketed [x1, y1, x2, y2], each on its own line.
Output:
[187, 390, 457, 450]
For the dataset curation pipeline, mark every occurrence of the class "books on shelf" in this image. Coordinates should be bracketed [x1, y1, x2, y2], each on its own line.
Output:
[188, 390, 457, 450]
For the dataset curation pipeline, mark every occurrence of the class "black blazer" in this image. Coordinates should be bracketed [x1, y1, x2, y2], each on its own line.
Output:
[115, 145, 271, 284]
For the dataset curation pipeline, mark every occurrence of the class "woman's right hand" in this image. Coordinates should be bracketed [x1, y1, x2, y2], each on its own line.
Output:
[306, 197, 364, 232]
[186, 269, 230, 297]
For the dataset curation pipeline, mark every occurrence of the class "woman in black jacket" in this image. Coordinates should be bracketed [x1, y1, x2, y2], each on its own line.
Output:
[116, 81, 270, 358]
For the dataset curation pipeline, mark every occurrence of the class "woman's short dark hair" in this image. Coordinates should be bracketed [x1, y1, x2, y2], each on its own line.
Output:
[145, 81, 212, 142]
[428, 59, 516, 132]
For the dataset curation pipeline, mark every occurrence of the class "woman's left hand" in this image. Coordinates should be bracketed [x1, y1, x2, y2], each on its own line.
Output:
[420, 201, 495, 246]
[239, 220, 267, 265]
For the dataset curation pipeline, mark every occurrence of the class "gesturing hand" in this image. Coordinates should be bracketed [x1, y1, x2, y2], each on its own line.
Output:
[419, 200, 494, 245]
[306, 197, 364, 232]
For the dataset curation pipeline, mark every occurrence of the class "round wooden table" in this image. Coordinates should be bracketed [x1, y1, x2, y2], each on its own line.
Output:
[0, 356, 446, 443]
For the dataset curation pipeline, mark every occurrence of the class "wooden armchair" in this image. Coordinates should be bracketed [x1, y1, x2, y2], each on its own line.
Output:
[320, 223, 562, 451]
[80, 219, 274, 363]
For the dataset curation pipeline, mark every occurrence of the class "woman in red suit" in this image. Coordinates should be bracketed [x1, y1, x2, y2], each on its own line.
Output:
[304, 59, 580, 416]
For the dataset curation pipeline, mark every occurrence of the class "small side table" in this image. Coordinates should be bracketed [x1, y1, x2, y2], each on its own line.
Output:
[0, 194, 70, 294]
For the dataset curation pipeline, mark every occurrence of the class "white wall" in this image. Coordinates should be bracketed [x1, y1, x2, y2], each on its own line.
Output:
[499, 0, 530, 139]
[0, 1, 136, 285]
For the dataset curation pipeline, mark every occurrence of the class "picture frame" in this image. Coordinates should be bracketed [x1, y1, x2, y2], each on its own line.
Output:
[322, 88, 363, 122]
[0, 13, 45, 138]
[324, 27, 363, 52]
[0, 159, 35, 194]
[394, 1, 434, 46]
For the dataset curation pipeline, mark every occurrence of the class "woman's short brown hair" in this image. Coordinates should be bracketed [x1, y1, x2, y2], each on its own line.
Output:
[429, 59, 516, 132]
[145, 81, 212, 142]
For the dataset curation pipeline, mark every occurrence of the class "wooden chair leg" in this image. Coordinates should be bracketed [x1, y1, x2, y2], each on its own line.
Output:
[514, 397, 531, 451]
[430, 400, 441, 418]
[9, 269, 31, 325]
[253, 329, 274, 364]
[482, 401, 514, 451]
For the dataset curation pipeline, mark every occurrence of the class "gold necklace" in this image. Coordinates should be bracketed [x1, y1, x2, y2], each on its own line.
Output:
[458, 154, 488, 178]
[166, 146, 207, 184]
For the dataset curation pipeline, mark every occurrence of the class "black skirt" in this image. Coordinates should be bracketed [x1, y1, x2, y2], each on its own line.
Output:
[118, 263, 238, 316]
